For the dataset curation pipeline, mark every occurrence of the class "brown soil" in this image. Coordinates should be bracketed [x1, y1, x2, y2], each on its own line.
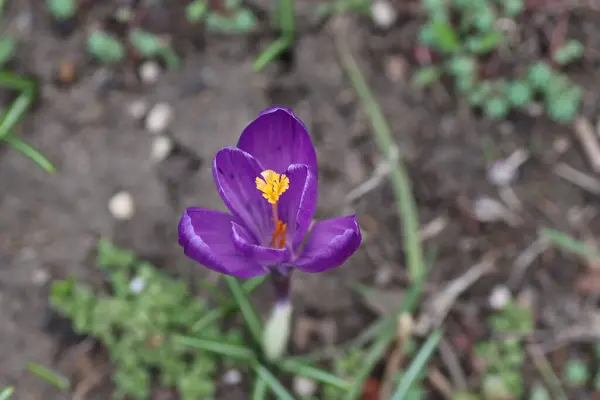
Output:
[3, 0, 600, 398]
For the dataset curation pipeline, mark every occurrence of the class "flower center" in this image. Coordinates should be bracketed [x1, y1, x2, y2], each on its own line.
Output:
[255, 169, 289, 249]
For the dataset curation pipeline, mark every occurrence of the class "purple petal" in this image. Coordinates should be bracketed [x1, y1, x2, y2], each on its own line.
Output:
[277, 164, 318, 250]
[232, 221, 289, 265]
[178, 208, 268, 278]
[237, 107, 317, 175]
[213, 147, 273, 244]
[293, 216, 362, 273]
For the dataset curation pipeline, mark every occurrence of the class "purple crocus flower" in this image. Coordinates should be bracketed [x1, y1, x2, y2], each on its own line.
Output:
[178, 107, 361, 295]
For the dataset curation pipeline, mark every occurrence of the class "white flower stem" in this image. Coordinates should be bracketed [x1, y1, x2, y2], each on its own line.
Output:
[262, 299, 293, 361]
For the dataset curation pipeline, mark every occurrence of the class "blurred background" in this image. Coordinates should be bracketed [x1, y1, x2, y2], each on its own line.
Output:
[1, 0, 600, 399]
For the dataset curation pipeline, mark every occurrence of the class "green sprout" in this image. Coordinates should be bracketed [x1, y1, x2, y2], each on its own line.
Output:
[128, 30, 180, 68]
[553, 40, 584, 66]
[254, 0, 295, 71]
[563, 358, 589, 387]
[186, 0, 208, 22]
[46, 0, 76, 21]
[86, 31, 125, 64]
[185, 0, 257, 34]
[50, 240, 234, 399]
[413, 0, 583, 123]
[475, 301, 533, 399]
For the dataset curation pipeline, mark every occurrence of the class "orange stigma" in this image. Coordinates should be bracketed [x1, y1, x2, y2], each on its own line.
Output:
[256, 170, 290, 249]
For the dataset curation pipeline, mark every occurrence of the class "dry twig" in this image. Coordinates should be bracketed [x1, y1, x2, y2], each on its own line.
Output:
[414, 253, 497, 335]
[573, 117, 600, 173]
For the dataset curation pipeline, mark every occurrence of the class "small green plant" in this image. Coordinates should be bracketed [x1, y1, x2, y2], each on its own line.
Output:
[414, 0, 584, 123]
[46, 0, 76, 21]
[254, 0, 295, 71]
[128, 30, 180, 68]
[475, 301, 533, 399]
[186, 0, 257, 34]
[86, 31, 126, 64]
[322, 348, 366, 399]
[0, 1, 54, 172]
[86, 29, 181, 68]
[50, 240, 239, 399]
[50, 240, 351, 399]
[563, 358, 589, 387]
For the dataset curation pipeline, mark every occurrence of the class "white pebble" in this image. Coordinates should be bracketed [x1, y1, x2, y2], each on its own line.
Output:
[128, 100, 148, 120]
[108, 191, 135, 220]
[222, 369, 242, 386]
[487, 149, 529, 186]
[129, 276, 146, 294]
[489, 285, 512, 310]
[145, 102, 173, 134]
[374, 265, 393, 286]
[293, 376, 317, 397]
[472, 196, 509, 223]
[526, 102, 543, 117]
[371, 0, 396, 29]
[151, 135, 173, 162]
[32, 268, 50, 286]
[139, 61, 161, 85]
[553, 137, 570, 155]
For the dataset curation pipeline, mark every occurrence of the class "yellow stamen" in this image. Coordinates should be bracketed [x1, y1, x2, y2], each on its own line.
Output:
[255, 169, 290, 249]
[255, 169, 289, 205]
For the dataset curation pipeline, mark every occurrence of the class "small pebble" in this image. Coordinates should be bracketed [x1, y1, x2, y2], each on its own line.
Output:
[128, 100, 148, 120]
[489, 285, 511, 310]
[115, 6, 133, 23]
[487, 149, 529, 186]
[109, 191, 135, 220]
[32, 268, 50, 286]
[222, 369, 242, 386]
[151, 135, 173, 162]
[374, 265, 394, 286]
[139, 61, 161, 85]
[371, 0, 397, 29]
[526, 102, 543, 117]
[129, 276, 146, 294]
[58, 61, 76, 84]
[385, 55, 407, 83]
[293, 376, 317, 397]
[145, 102, 173, 134]
[472, 196, 510, 223]
[553, 137, 570, 155]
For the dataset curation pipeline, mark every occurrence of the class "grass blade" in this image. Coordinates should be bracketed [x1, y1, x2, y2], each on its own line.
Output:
[391, 329, 443, 400]
[2, 135, 55, 173]
[175, 335, 256, 361]
[251, 376, 268, 400]
[541, 228, 600, 259]
[276, 0, 295, 38]
[0, 92, 33, 139]
[344, 277, 426, 400]
[27, 363, 70, 390]
[192, 276, 267, 332]
[253, 37, 291, 72]
[280, 359, 350, 390]
[0, 70, 35, 92]
[252, 363, 296, 400]
[335, 31, 426, 282]
[224, 275, 263, 345]
[0, 387, 13, 400]
[287, 277, 426, 365]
